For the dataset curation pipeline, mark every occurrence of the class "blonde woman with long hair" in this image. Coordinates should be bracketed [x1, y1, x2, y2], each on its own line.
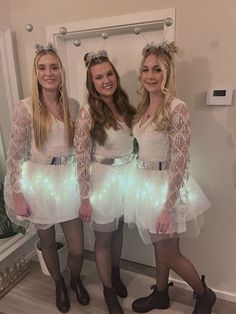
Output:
[124, 42, 216, 314]
[4, 45, 89, 313]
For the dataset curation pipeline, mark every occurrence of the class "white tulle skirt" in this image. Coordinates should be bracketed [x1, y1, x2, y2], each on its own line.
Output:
[124, 164, 211, 244]
[89, 159, 136, 232]
[4, 160, 80, 230]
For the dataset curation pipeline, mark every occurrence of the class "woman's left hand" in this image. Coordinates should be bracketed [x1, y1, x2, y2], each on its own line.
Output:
[156, 209, 173, 237]
[79, 198, 92, 223]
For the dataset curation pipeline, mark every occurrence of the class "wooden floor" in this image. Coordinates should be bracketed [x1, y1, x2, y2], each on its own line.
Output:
[0, 258, 234, 313]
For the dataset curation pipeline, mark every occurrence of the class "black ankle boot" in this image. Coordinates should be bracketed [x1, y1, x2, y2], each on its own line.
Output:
[55, 277, 70, 313]
[103, 284, 124, 314]
[193, 275, 216, 314]
[70, 275, 90, 305]
[112, 266, 128, 298]
[132, 282, 173, 313]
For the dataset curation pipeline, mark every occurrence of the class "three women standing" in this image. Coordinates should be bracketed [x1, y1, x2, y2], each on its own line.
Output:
[5, 39, 216, 314]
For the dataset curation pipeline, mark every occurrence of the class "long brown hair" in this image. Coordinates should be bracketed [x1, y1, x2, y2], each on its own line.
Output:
[85, 55, 135, 145]
[32, 50, 73, 150]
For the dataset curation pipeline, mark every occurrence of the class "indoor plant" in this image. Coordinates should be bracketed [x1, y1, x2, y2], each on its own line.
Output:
[0, 182, 25, 239]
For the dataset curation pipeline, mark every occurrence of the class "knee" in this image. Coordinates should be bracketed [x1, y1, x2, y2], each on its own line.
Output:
[95, 235, 112, 249]
[157, 253, 169, 266]
[158, 251, 182, 268]
[68, 246, 84, 260]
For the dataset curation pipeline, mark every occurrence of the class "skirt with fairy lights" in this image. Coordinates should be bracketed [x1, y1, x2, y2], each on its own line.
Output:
[4, 160, 80, 230]
[89, 156, 136, 232]
[124, 161, 211, 244]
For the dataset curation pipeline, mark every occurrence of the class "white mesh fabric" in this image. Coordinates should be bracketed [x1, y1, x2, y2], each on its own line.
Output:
[165, 102, 190, 214]
[6, 101, 31, 193]
[74, 104, 93, 199]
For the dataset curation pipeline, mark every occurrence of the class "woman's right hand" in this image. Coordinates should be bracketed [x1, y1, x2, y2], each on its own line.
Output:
[79, 198, 92, 223]
[156, 209, 173, 237]
[13, 193, 31, 217]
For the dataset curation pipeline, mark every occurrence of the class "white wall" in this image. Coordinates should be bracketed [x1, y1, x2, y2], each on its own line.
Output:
[0, 0, 10, 25]
[3, 0, 236, 300]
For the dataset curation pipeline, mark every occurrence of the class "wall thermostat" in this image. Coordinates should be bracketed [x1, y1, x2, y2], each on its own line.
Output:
[206, 88, 233, 105]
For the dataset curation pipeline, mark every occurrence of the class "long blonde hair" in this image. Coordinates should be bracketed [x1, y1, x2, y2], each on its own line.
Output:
[134, 41, 177, 130]
[32, 50, 73, 150]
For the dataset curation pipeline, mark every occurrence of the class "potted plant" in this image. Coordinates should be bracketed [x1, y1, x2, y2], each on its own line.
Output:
[35, 236, 68, 276]
[0, 182, 25, 239]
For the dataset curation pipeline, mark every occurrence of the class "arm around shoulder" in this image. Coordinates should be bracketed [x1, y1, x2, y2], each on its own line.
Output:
[68, 98, 80, 122]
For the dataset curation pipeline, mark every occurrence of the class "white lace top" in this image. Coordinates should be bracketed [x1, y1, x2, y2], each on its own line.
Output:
[74, 104, 134, 199]
[6, 97, 79, 194]
[133, 98, 190, 213]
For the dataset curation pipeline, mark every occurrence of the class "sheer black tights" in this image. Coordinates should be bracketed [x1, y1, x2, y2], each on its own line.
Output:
[37, 218, 84, 281]
[153, 238, 204, 294]
[94, 219, 124, 287]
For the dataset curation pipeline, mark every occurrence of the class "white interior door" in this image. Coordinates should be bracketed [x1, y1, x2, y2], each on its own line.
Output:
[65, 29, 163, 107]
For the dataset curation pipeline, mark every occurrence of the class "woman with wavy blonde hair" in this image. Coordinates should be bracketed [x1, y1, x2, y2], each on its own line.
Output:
[74, 50, 135, 314]
[125, 42, 216, 314]
[4, 45, 89, 313]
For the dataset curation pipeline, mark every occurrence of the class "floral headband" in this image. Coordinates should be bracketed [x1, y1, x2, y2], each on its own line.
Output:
[35, 42, 57, 54]
[142, 41, 177, 58]
[84, 50, 108, 67]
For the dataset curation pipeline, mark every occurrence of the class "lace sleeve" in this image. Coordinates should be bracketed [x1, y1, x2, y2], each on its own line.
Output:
[6, 101, 32, 194]
[74, 105, 93, 199]
[164, 102, 190, 213]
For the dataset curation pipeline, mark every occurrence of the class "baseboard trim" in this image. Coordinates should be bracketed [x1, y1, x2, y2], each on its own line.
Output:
[170, 276, 236, 303]
[85, 251, 236, 304]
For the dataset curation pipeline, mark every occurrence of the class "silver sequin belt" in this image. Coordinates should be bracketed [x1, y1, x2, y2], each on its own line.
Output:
[50, 155, 75, 165]
[29, 154, 75, 165]
[92, 153, 134, 166]
[137, 159, 168, 170]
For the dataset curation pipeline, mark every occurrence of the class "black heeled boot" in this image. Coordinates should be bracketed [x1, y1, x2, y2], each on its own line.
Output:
[193, 275, 216, 314]
[132, 282, 173, 313]
[70, 275, 90, 305]
[55, 277, 70, 313]
[112, 266, 128, 298]
[103, 284, 124, 314]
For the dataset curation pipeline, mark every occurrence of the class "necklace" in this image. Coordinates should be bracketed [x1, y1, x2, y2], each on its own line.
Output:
[146, 106, 156, 119]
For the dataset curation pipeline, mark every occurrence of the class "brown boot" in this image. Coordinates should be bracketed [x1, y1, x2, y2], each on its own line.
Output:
[193, 275, 216, 314]
[132, 282, 173, 313]
[55, 276, 70, 313]
[112, 266, 128, 298]
[103, 284, 124, 314]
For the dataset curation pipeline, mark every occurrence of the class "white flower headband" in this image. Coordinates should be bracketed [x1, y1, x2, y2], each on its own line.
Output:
[35, 42, 57, 54]
[84, 50, 108, 67]
[142, 41, 177, 58]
